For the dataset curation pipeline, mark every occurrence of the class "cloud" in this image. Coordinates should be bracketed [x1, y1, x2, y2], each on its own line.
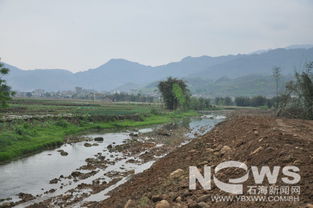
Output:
[0, 0, 312, 72]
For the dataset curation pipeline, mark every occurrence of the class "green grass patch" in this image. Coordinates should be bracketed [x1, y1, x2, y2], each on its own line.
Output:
[0, 107, 198, 163]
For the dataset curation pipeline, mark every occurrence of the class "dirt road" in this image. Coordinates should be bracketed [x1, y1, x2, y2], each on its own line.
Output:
[94, 114, 313, 208]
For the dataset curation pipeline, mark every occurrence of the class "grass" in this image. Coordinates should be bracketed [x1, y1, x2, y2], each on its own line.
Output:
[0, 98, 198, 163]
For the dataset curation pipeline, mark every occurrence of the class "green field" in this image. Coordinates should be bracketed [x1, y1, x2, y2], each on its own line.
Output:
[0, 98, 198, 163]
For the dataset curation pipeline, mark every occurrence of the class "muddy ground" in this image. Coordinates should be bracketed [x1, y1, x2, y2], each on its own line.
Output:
[93, 113, 313, 208]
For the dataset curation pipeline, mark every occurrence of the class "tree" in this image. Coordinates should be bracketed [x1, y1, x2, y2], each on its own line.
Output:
[235, 96, 250, 106]
[250, 96, 267, 107]
[158, 77, 190, 110]
[272, 66, 281, 108]
[224, 97, 233, 106]
[0, 59, 15, 107]
[277, 62, 313, 119]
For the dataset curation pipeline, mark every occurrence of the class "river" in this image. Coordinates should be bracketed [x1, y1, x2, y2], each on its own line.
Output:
[0, 114, 225, 207]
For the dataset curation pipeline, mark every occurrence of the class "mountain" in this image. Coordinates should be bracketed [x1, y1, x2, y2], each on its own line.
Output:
[2, 46, 313, 92]
[186, 74, 293, 97]
[190, 48, 313, 79]
[4, 63, 76, 91]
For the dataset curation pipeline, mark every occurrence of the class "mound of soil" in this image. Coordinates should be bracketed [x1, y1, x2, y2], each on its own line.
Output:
[94, 114, 313, 208]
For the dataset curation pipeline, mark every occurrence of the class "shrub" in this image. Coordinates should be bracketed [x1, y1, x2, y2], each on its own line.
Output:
[55, 120, 70, 128]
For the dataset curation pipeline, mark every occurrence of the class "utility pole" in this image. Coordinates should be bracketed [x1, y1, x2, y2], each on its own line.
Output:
[272, 66, 281, 109]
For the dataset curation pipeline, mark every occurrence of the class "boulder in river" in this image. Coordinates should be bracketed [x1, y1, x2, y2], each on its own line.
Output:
[94, 137, 104, 142]
[129, 132, 139, 137]
[18, 193, 35, 202]
[57, 150, 68, 156]
[49, 178, 59, 184]
[71, 171, 81, 177]
[84, 143, 92, 147]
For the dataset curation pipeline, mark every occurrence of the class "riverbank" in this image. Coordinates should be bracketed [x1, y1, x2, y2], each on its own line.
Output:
[0, 110, 198, 163]
[94, 113, 313, 208]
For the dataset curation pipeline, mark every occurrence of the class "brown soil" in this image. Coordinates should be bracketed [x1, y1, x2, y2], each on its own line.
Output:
[94, 114, 313, 208]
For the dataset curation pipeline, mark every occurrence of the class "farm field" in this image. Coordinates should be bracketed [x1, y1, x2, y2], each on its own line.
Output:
[0, 98, 197, 163]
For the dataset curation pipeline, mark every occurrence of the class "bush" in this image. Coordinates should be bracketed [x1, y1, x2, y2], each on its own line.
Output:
[149, 108, 163, 115]
[55, 120, 70, 128]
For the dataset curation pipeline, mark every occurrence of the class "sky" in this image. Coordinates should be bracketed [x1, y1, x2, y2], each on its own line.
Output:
[0, 0, 313, 72]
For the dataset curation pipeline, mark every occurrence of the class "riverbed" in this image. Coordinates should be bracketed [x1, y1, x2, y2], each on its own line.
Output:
[0, 114, 225, 207]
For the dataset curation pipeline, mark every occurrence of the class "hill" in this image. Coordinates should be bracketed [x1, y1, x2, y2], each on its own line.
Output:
[2, 46, 313, 93]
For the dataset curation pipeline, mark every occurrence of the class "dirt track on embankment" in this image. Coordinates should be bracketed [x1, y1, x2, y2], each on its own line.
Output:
[92, 113, 313, 208]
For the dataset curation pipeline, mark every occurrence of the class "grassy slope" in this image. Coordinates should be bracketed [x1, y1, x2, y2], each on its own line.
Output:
[0, 110, 197, 163]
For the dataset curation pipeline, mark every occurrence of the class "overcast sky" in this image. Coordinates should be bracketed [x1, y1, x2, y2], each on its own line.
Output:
[0, 0, 313, 72]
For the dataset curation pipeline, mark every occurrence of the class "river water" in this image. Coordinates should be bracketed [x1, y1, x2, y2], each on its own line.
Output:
[0, 114, 225, 206]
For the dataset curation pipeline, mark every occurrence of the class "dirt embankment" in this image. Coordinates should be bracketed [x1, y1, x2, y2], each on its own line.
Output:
[94, 114, 313, 208]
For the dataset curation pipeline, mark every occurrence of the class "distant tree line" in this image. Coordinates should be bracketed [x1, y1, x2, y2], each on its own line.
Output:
[214, 97, 233, 106]
[22, 91, 157, 103]
[213, 96, 276, 108]
[189, 97, 212, 110]
[234, 96, 274, 107]
[107, 93, 156, 103]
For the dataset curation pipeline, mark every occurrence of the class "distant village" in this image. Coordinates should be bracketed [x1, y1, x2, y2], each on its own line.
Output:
[15, 87, 160, 103]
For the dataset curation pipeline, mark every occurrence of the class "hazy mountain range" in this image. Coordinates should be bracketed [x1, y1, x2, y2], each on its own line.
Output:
[3, 45, 313, 97]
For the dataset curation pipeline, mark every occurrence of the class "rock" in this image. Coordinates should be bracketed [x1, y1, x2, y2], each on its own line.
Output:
[107, 144, 113, 149]
[196, 195, 210, 203]
[182, 190, 192, 197]
[306, 204, 313, 208]
[157, 130, 171, 136]
[18, 193, 35, 202]
[49, 178, 59, 184]
[198, 161, 208, 166]
[206, 148, 214, 152]
[84, 143, 92, 147]
[175, 196, 182, 202]
[188, 202, 201, 208]
[220, 145, 231, 154]
[151, 195, 163, 202]
[71, 171, 81, 177]
[129, 132, 139, 137]
[170, 169, 184, 179]
[0, 202, 12, 207]
[293, 159, 301, 165]
[48, 189, 56, 193]
[124, 199, 133, 208]
[92, 143, 99, 146]
[94, 137, 104, 141]
[60, 151, 68, 156]
[57, 149, 68, 156]
[213, 152, 221, 156]
[215, 144, 223, 151]
[155, 200, 170, 208]
[253, 130, 259, 136]
[197, 202, 210, 208]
